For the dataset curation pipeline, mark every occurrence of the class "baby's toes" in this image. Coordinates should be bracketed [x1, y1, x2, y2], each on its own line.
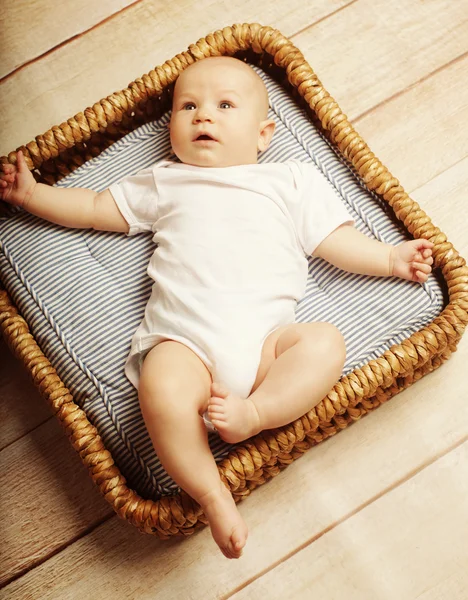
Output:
[208, 404, 226, 424]
[208, 394, 224, 410]
[221, 547, 233, 559]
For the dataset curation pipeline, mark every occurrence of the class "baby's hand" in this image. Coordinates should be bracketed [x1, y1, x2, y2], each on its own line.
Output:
[390, 239, 434, 283]
[0, 150, 37, 207]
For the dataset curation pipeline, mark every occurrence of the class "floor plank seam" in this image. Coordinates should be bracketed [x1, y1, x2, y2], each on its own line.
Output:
[221, 433, 468, 599]
[353, 49, 468, 124]
[0, 0, 144, 84]
[289, 0, 359, 40]
[2, 4, 467, 595]
[408, 153, 468, 195]
[0, 513, 116, 591]
[1, 0, 359, 87]
[0, 415, 54, 453]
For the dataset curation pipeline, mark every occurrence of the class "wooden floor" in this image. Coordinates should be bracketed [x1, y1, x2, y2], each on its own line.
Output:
[1, 1, 468, 598]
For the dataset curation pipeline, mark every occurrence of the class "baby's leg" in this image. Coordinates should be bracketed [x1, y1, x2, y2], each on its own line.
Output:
[139, 341, 248, 559]
[208, 322, 346, 443]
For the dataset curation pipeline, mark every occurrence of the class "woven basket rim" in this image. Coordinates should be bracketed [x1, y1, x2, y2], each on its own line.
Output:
[1, 22, 467, 537]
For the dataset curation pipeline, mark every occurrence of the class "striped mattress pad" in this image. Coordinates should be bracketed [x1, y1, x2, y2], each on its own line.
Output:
[0, 68, 444, 499]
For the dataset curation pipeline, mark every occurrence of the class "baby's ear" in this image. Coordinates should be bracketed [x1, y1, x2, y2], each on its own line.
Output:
[257, 119, 276, 153]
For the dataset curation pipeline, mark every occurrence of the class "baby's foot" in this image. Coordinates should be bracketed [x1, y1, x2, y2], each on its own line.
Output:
[208, 382, 261, 444]
[199, 483, 248, 559]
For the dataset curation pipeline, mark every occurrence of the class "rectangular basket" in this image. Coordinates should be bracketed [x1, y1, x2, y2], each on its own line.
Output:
[1, 23, 467, 538]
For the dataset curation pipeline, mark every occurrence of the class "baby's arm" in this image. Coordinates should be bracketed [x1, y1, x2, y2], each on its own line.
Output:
[314, 224, 434, 283]
[0, 150, 128, 233]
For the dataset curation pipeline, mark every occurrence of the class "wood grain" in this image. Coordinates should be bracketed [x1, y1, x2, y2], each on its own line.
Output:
[355, 54, 468, 195]
[292, 0, 468, 121]
[0, 0, 352, 155]
[230, 442, 468, 600]
[0, 0, 139, 78]
[0, 416, 113, 587]
[1, 0, 467, 597]
[411, 157, 468, 259]
[3, 337, 467, 597]
[0, 338, 51, 450]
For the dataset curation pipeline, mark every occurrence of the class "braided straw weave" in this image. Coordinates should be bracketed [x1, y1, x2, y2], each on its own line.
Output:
[1, 23, 467, 538]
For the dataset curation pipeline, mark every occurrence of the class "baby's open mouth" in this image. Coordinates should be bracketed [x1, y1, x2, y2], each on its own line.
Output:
[194, 134, 217, 141]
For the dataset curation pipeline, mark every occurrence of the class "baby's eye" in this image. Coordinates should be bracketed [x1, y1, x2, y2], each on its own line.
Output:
[183, 103, 196, 110]
[219, 101, 232, 109]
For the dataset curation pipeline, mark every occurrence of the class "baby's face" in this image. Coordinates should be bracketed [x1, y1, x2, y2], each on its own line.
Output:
[169, 58, 274, 168]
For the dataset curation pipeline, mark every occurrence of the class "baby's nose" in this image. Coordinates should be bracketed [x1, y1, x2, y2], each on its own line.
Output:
[194, 109, 214, 123]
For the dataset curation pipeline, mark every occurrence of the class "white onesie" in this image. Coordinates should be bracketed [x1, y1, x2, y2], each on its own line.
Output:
[109, 159, 353, 429]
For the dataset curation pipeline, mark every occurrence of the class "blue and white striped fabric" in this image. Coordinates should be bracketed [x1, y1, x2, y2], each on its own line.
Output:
[0, 68, 444, 499]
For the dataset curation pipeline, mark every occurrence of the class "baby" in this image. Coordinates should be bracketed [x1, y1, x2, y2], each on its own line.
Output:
[0, 56, 434, 560]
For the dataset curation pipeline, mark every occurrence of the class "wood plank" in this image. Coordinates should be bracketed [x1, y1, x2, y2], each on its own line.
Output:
[0, 0, 138, 78]
[292, 0, 468, 121]
[231, 442, 468, 600]
[0, 338, 52, 450]
[0, 0, 352, 156]
[3, 336, 467, 598]
[0, 416, 114, 587]
[1, 31, 466, 596]
[411, 157, 468, 259]
[354, 55, 468, 196]
[1, 1, 468, 596]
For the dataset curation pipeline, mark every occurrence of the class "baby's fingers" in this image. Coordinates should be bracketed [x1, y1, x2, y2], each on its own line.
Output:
[422, 249, 434, 262]
[0, 179, 12, 200]
[414, 261, 432, 272]
[1, 166, 16, 187]
[415, 270, 429, 282]
[414, 250, 433, 266]
[411, 262, 432, 281]
[2, 164, 17, 177]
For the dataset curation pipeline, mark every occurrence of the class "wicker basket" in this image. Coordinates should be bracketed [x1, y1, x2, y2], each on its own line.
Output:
[1, 23, 467, 539]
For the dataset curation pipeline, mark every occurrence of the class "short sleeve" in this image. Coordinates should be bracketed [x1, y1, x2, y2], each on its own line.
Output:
[109, 166, 158, 236]
[285, 161, 354, 256]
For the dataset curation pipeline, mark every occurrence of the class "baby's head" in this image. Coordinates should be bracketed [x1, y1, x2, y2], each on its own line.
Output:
[169, 56, 276, 167]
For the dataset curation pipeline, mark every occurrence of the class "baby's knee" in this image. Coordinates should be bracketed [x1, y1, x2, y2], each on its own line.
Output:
[320, 323, 346, 368]
[303, 322, 346, 368]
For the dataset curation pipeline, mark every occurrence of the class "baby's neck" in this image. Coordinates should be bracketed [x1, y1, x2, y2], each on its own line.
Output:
[177, 160, 259, 169]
